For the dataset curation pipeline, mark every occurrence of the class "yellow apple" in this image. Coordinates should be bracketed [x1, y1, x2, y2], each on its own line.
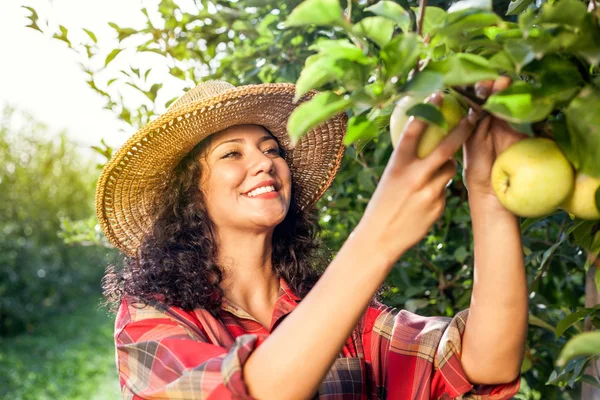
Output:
[390, 93, 466, 158]
[561, 173, 600, 220]
[491, 138, 574, 218]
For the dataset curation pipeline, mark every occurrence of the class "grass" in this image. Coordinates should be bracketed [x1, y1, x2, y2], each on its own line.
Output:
[0, 296, 120, 400]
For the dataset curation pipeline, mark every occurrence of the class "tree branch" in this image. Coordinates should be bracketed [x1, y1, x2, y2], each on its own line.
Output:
[417, 0, 427, 37]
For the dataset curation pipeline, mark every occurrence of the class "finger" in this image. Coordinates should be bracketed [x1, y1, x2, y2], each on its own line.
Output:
[463, 116, 492, 171]
[426, 117, 475, 169]
[475, 80, 494, 99]
[469, 115, 493, 144]
[395, 93, 443, 160]
[491, 76, 511, 94]
[431, 159, 458, 189]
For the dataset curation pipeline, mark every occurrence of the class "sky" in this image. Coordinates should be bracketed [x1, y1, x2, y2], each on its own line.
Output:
[0, 0, 187, 152]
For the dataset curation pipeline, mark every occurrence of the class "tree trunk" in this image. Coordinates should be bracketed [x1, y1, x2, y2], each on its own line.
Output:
[582, 260, 600, 400]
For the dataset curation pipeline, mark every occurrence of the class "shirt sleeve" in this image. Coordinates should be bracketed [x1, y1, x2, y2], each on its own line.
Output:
[115, 297, 265, 400]
[362, 299, 520, 400]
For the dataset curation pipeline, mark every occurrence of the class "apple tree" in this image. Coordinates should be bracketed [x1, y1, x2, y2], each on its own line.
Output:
[25, 0, 600, 397]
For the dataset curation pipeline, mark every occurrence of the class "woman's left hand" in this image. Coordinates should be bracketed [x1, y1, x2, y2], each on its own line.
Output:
[462, 77, 529, 203]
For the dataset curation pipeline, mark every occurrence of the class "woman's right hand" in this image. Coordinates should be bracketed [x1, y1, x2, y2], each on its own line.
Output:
[355, 93, 477, 265]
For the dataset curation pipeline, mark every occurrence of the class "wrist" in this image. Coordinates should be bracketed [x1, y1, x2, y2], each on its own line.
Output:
[468, 192, 519, 224]
[350, 222, 401, 272]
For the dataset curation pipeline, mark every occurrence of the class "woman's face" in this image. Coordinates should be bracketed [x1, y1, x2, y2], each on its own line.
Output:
[199, 124, 292, 232]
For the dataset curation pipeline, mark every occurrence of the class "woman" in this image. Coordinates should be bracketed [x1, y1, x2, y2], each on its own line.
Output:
[97, 78, 527, 399]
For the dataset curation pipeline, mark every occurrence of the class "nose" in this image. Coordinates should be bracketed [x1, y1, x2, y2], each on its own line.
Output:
[249, 148, 275, 176]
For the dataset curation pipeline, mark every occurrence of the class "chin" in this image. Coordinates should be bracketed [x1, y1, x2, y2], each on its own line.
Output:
[251, 209, 288, 228]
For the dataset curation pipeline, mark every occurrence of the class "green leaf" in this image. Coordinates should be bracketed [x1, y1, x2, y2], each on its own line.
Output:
[402, 71, 444, 96]
[484, 82, 554, 123]
[556, 331, 600, 367]
[295, 55, 343, 101]
[406, 103, 446, 129]
[535, 0, 588, 27]
[380, 33, 423, 79]
[82, 28, 97, 43]
[438, 9, 501, 38]
[506, 0, 534, 16]
[343, 115, 379, 146]
[105, 48, 123, 67]
[411, 7, 447, 35]
[565, 86, 600, 177]
[504, 40, 534, 73]
[551, 119, 579, 170]
[520, 217, 543, 232]
[529, 313, 555, 332]
[596, 186, 600, 215]
[427, 53, 498, 86]
[53, 25, 71, 48]
[365, 1, 411, 32]
[353, 17, 395, 48]
[524, 57, 583, 103]
[555, 309, 593, 339]
[22, 6, 42, 32]
[453, 246, 469, 263]
[487, 51, 516, 72]
[287, 91, 351, 145]
[146, 83, 162, 102]
[285, 0, 348, 29]
[308, 39, 373, 64]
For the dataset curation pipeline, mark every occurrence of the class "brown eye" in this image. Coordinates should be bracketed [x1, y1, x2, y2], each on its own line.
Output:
[221, 151, 240, 159]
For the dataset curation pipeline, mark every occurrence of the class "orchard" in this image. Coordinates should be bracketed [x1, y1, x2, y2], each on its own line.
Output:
[26, 0, 600, 397]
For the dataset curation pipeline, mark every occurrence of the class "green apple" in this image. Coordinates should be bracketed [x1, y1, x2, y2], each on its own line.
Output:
[561, 173, 600, 220]
[390, 93, 467, 158]
[491, 138, 574, 218]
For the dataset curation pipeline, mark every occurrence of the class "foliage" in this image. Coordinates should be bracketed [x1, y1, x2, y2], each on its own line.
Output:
[0, 296, 120, 399]
[25, 0, 600, 396]
[0, 106, 117, 335]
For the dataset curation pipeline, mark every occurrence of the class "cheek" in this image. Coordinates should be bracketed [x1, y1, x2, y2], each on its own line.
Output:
[209, 165, 246, 194]
[275, 159, 291, 184]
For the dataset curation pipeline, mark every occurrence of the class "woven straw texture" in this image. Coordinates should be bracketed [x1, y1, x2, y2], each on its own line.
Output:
[95, 81, 347, 257]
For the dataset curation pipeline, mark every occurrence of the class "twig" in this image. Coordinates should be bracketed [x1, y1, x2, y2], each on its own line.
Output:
[528, 220, 567, 292]
[417, 0, 427, 37]
[451, 86, 485, 113]
[416, 252, 440, 274]
[346, 0, 352, 23]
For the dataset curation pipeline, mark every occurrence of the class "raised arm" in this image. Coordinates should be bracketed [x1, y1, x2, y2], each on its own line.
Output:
[243, 95, 476, 399]
[460, 78, 529, 385]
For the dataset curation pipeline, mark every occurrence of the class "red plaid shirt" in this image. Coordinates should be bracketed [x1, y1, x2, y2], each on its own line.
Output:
[114, 277, 520, 399]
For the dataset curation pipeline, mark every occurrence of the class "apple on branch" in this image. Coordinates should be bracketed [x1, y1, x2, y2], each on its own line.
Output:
[389, 92, 467, 158]
[491, 138, 574, 218]
[561, 173, 600, 220]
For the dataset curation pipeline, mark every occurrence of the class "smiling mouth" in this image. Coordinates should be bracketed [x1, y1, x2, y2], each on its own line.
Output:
[243, 186, 279, 198]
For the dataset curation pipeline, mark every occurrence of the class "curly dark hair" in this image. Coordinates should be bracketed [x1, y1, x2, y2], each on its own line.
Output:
[102, 130, 331, 316]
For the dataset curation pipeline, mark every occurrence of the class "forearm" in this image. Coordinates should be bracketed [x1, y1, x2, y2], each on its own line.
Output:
[461, 195, 528, 384]
[244, 224, 397, 400]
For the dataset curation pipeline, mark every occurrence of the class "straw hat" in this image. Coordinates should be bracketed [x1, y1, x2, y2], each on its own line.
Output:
[95, 81, 347, 257]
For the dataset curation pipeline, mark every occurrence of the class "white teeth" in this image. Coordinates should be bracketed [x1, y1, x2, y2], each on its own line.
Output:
[246, 185, 276, 197]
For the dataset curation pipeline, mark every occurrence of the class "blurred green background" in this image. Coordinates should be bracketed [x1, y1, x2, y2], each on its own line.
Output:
[0, 106, 120, 399]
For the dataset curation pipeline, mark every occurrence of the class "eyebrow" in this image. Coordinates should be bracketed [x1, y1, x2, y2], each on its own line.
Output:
[211, 135, 277, 154]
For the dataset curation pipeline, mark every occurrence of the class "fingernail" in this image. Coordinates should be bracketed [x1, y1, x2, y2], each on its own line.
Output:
[475, 86, 490, 99]
[467, 108, 480, 125]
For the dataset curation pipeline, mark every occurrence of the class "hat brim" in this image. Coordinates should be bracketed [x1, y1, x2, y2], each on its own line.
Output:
[95, 82, 347, 257]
